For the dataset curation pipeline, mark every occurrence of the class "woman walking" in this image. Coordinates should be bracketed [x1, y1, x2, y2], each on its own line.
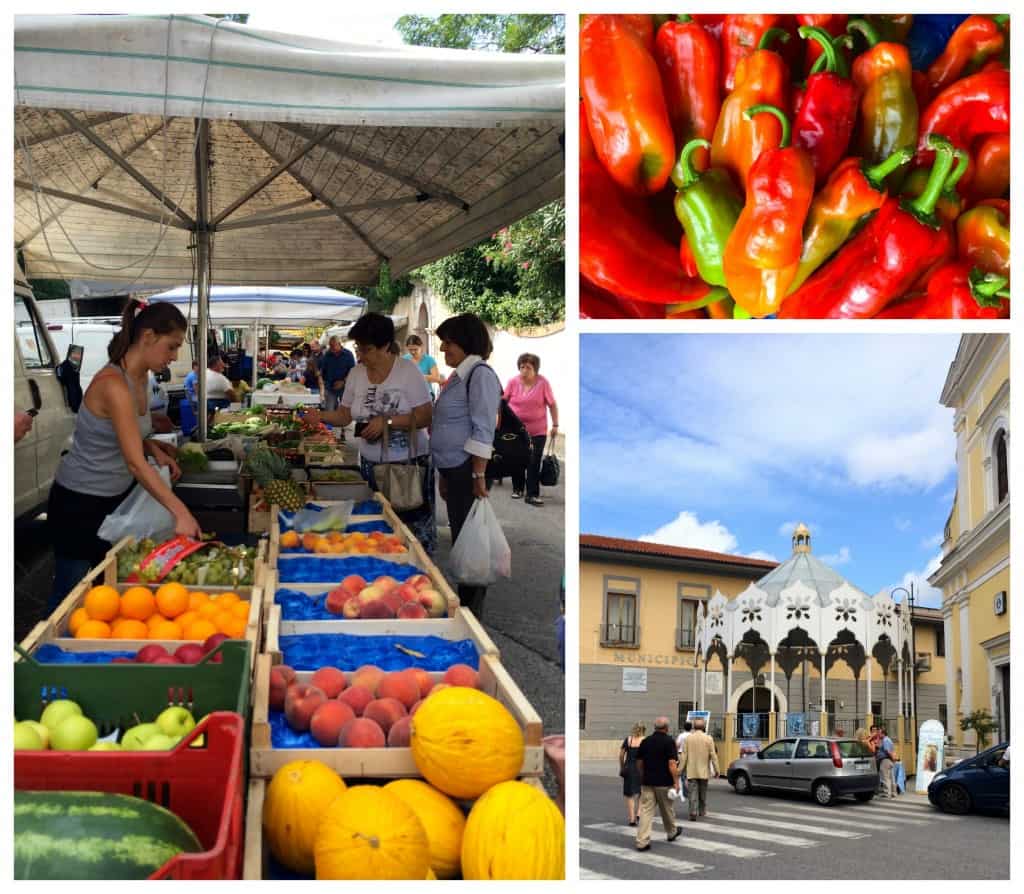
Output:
[403, 334, 443, 397]
[620, 723, 645, 825]
[503, 352, 558, 505]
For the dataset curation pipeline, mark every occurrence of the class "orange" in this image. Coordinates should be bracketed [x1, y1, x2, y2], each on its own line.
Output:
[231, 600, 251, 620]
[84, 585, 121, 622]
[155, 582, 189, 618]
[175, 610, 200, 631]
[111, 618, 149, 640]
[213, 610, 236, 635]
[188, 591, 210, 611]
[183, 618, 218, 642]
[280, 530, 300, 548]
[150, 618, 184, 640]
[120, 586, 156, 621]
[147, 613, 164, 631]
[221, 616, 247, 639]
[68, 607, 90, 636]
[213, 591, 239, 608]
[198, 602, 221, 620]
[76, 619, 111, 639]
[302, 533, 320, 552]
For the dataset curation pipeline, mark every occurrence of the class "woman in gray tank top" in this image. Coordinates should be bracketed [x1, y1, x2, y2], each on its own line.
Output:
[47, 299, 202, 608]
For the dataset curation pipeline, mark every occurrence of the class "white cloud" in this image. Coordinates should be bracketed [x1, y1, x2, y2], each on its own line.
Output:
[844, 405, 954, 489]
[921, 532, 945, 550]
[640, 511, 738, 553]
[891, 553, 945, 609]
[746, 550, 779, 562]
[894, 517, 912, 532]
[821, 546, 852, 566]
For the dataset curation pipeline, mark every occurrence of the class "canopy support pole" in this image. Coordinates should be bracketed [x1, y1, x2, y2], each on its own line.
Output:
[195, 118, 211, 441]
[250, 322, 259, 394]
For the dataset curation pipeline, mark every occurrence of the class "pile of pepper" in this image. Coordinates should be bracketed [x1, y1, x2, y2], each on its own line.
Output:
[580, 13, 1010, 319]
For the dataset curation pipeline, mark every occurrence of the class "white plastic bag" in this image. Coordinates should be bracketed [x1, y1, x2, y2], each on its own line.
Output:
[97, 466, 176, 543]
[449, 498, 511, 585]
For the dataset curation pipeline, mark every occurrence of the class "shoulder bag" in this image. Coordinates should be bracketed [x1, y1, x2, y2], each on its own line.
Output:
[540, 437, 560, 487]
[373, 418, 425, 512]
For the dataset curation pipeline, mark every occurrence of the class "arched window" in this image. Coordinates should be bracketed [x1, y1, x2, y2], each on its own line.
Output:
[995, 429, 1008, 503]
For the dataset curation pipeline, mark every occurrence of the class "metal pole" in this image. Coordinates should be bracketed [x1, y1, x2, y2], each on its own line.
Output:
[194, 118, 210, 441]
[692, 654, 697, 711]
[250, 322, 258, 392]
[867, 651, 873, 723]
[909, 584, 918, 740]
[821, 651, 827, 718]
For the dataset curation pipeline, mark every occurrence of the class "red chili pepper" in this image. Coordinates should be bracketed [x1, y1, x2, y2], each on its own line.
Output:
[927, 15, 1008, 96]
[796, 15, 849, 75]
[968, 133, 1010, 201]
[580, 279, 668, 319]
[580, 15, 676, 195]
[691, 15, 726, 41]
[678, 233, 700, 278]
[793, 26, 858, 185]
[655, 16, 722, 172]
[779, 135, 959, 319]
[957, 202, 1010, 279]
[721, 15, 797, 93]
[876, 262, 1009, 319]
[618, 14, 657, 52]
[917, 68, 1009, 164]
[723, 105, 815, 317]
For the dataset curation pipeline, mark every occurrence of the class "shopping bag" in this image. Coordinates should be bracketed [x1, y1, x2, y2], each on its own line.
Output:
[540, 442, 560, 487]
[97, 465, 176, 543]
[449, 498, 511, 585]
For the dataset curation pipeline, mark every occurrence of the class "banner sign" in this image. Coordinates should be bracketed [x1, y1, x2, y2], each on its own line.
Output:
[738, 740, 761, 758]
[915, 719, 946, 793]
[686, 709, 711, 730]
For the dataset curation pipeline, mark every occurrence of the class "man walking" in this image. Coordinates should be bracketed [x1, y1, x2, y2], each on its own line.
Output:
[877, 725, 897, 799]
[675, 721, 692, 803]
[635, 716, 682, 851]
[319, 336, 355, 412]
[679, 717, 718, 821]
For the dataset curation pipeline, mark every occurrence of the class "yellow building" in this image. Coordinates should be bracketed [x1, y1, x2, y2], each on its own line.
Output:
[580, 533, 948, 762]
[929, 334, 1010, 753]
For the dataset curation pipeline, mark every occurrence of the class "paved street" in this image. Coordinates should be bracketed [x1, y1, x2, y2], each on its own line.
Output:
[581, 762, 1009, 879]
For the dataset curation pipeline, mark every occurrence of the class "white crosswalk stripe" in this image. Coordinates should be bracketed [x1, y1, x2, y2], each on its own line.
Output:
[585, 822, 776, 859]
[675, 820, 819, 848]
[849, 801, 955, 821]
[736, 804, 926, 829]
[710, 811, 869, 839]
[580, 837, 709, 876]
[580, 867, 621, 880]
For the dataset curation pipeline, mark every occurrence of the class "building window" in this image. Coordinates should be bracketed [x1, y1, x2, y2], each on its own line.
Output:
[579, 699, 587, 730]
[871, 701, 882, 718]
[676, 583, 710, 649]
[995, 428, 1008, 503]
[939, 703, 947, 730]
[678, 701, 694, 732]
[602, 577, 639, 646]
[935, 627, 945, 657]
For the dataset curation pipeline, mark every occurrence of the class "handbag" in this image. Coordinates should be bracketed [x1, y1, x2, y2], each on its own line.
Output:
[372, 418, 425, 512]
[540, 438, 560, 487]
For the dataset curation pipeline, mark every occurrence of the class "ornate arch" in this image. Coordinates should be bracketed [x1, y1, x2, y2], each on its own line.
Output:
[728, 678, 788, 714]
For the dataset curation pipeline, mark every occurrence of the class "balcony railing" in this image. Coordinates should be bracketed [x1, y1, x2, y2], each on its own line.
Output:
[600, 623, 639, 647]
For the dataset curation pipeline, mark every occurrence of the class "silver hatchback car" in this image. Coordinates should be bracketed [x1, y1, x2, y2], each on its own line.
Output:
[727, 736, 879, 806]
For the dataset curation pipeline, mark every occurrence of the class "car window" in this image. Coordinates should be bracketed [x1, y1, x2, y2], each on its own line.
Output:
[987, 747, 1007, 767]
[15, 295, 55, 369]
[761, 740, 796, 759]
[838, 740, 872, 758]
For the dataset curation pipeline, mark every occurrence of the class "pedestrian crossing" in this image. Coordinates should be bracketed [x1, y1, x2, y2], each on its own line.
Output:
[581, 793, 952, 879]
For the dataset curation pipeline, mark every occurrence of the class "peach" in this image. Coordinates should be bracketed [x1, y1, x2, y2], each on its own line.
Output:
[406, 667, 434, 699]
[338, 684, 374, 716]
[338, 717, 386, 748]
[270, 664, 298, 710]
[363, 697, 407, 735]
[376, 671, 420, 710]
[340, 574, 367, 597]
[443, 664, 479, 689]
[325, 588, 349, 615]
[342, 596, 362, 619]
[361, 600, 395, 620]
[310, 666, 347, 698]
[417, 588, 447, 618]
[310, 699, 356, 747]
[351, 665, 385, 694]
[387, 715, 411, 747]
[356, 584, 385, 607]
[374, 575, 399, 593]
[381, 590, 405, 614]
[409, 699, 423, 717]
[284, 683, 327, 732]
[397, 601, 428, 619]
[395, 582, 420, 604]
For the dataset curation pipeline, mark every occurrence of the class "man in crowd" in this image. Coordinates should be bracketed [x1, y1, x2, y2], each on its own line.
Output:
[319, 335, 355, 412]
[635, 716, 681, 851]
[184, 361, 199, 405]
[675, 721, 693, 802]
[877, 725, 897, 799]
[206, 354, 238, 415]
[679, 717, 718, 821]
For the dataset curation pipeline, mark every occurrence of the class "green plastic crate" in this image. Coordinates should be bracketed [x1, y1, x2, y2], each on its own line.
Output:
[14, 641, 252, 736]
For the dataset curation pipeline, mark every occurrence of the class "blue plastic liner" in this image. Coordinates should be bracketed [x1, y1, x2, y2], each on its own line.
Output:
[352, 499, 382, 515]
[346, 520, 393, 533]
[278, 632, 478, 672]
[277, 556, 422, 584]
[32, 644, 136, 664]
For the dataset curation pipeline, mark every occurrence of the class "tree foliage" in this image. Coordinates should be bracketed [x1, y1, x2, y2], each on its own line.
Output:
[346, 261, 414, 315]
[394, 14, 563, 54]
[960, 709, 999, 753]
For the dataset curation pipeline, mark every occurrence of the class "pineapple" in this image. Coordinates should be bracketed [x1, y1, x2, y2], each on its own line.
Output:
[245, 448, 306, 512]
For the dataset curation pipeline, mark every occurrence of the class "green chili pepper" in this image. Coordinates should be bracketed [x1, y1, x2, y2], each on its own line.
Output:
[670, 138, 744, 288]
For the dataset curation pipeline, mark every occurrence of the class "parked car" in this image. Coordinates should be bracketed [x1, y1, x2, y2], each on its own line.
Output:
[928, 741, 1009, 815]
[727, 736, 879, 806]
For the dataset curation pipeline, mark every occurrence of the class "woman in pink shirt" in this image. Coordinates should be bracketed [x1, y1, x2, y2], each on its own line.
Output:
[503, 352, 559, 506]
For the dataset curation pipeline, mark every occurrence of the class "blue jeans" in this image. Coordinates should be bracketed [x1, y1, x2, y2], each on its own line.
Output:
[50, 556, 93, 614]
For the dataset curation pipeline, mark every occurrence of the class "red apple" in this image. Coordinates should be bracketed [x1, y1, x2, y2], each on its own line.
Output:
[135, 644, 169, 663]
[174, 644, 206, 664]
[152, 654, 182, 665]
[341, 596, 362, 619]
[341, 574, 367, 597]
[325, 588, 349, 615]
[202, 633, 229, 654]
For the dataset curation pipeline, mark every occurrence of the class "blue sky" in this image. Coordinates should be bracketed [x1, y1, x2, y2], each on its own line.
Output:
[580, 334, 962, 608]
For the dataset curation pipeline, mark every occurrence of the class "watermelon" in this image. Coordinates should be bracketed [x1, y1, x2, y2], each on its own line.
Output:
[14, 790, 203, 879]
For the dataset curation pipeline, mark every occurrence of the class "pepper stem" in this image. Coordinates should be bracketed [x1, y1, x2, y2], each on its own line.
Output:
[671, 139, 712, 190]
[863, 147, 913, 189]
[906, 135, 956, 221]
[800, 25, 838, 74]
[942, 148, 970, 197]
[847, 18, 881, 48]
[677, 15, 692, 24]
[991, 14, 1009, 26]
[744, 104, 791, 149]
[757, 27, 790, 51]
[969, 269, 1010, 306]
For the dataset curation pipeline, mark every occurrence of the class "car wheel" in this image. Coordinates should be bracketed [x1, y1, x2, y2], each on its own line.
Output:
[813, 781, 835, 806]
[733, 772, 753, 795]
[854, 791, 875, 803]
[938, 783, 971, 815]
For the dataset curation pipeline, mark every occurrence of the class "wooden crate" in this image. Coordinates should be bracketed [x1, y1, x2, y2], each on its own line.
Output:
[263, 603, 497, 661]
[242, 773, 547, 880]
[266, 496, 396, 568]
[249, 651, 542, 780]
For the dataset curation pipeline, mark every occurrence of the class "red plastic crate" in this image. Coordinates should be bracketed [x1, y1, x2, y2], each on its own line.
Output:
[15, 711, 245, 879]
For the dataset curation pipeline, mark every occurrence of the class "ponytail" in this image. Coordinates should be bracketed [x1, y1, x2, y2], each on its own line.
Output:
[108, 299, 188, 363]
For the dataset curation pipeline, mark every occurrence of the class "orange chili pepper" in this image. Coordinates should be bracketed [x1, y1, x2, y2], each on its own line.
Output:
[926, 15, 1008, 96]
[969, 133, 1010, 202]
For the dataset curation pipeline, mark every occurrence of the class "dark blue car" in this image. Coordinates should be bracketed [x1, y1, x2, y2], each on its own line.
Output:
[928, 741, 1009, 815]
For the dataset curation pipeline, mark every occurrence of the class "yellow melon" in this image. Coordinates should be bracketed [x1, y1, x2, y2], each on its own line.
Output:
[314, 786, 430, 880]
[409, 687, 524, 799]
[461, 780, 565, 879]
[383, 779, 466, 879]
[263, 760, 346, 875]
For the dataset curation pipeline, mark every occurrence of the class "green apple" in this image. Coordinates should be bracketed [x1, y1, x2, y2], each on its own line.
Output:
[156, 706, 196, 739]
[51, 715, 99, 751]
[121, 722, 161, 750]
[22, 720, 50, 749]
[141, 733, 179, 750]
[40, 699, 82, 733]
[89, 741, 122, 751]
[13, 721, 45, 750]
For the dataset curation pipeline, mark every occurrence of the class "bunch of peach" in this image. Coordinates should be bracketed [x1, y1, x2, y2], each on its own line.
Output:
[279, 529, 407, 555]
[67, 582, 251, 641]
[325, 573, 446, 620]
[270, 662, 481, 748]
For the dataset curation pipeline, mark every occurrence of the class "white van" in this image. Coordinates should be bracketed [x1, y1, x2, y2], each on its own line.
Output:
[14, 263, 76, 519]
[44, 317, 120, 394]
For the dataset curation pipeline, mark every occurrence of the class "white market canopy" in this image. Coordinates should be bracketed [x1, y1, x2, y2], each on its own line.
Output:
[148, 285, 366, 327]
[13, 13, 565, 285]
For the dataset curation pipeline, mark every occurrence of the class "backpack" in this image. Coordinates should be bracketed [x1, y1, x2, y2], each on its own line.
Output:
[465, 364, 531, 477]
